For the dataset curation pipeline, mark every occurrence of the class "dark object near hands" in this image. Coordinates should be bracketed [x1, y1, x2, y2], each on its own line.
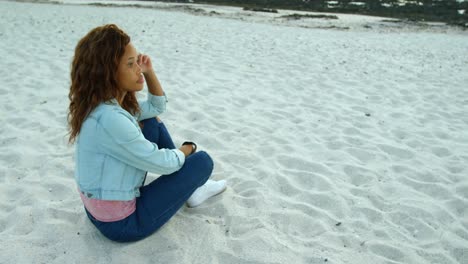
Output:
[182, 141, 197, 155]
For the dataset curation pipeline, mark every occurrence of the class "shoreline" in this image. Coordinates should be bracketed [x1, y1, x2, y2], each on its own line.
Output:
[7, 0, 468, 33]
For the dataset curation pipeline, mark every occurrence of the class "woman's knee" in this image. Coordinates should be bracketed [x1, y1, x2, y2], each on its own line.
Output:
[140, 116, 161, 127]
[139, 118, 153, 129]
[198, 151, 214, 167]
[191, 151, 214, 175]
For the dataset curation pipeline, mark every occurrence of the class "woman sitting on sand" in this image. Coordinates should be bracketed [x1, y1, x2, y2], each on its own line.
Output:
[67, 24, 226, 242]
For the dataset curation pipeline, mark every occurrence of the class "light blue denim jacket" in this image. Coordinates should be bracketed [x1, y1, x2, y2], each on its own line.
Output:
[74, 93, 185, 201]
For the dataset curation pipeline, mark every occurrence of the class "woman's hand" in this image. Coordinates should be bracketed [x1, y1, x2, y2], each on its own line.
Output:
[179, 142, 197, 157]
[139, 53, 164, 96]
[179, 145, 194, 157]
[137, 53, 153, 74]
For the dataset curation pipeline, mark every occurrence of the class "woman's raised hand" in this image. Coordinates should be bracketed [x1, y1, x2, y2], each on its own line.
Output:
[138, 52, 164, 96]
[137, 53, 154, 74]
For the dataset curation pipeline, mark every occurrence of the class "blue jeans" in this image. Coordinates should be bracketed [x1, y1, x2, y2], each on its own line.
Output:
[85, 117, 213, 242]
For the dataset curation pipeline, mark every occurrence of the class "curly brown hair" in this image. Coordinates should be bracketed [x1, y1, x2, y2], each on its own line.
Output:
[68, 24, 140, 144]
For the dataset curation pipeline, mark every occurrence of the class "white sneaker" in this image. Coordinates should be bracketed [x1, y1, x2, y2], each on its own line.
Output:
[187, 179, 227, 208]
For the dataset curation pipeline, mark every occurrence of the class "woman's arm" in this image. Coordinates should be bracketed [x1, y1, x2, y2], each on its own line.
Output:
[138, 54, 163, 96]
[136, 53, 167, 121]
[144, 70, 164, 96]
[99, 110, 185, 175]
[136, 52, 195, 157]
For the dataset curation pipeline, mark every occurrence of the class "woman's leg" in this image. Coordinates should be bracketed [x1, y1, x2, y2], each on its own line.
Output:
[140, 116, 177, 185]
[129, 151, 214, 241]
[140, 117, 176, 149]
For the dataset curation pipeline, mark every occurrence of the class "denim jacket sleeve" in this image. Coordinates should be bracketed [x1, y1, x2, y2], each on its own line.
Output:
[136, 93, 167, 121]
[98, 108, 185, 175]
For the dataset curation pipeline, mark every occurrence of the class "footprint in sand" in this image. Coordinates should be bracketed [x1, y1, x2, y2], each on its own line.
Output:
[431, 146, 451, 158]
[368, 242, 406, 262]
[377, 144, 414, 159]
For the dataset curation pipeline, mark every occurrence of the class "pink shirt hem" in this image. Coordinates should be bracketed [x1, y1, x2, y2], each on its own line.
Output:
[79, 191, 136, 222]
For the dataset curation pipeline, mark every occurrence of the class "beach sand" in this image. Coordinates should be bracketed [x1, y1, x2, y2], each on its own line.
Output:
[0, 0, 467, 263]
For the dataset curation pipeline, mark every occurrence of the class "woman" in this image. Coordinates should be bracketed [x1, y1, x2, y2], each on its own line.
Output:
[68, 24, 226, 242]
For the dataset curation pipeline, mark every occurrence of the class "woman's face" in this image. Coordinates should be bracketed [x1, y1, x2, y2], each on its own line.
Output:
[116, 42, 144, 93]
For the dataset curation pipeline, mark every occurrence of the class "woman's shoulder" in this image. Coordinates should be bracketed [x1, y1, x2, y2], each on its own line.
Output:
[91, 100, 130, 120]
[93, 103, 140, 141]
[99, 106, 134, 125]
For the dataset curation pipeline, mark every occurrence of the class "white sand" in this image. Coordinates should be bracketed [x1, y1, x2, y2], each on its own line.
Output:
[0, 0, 468, 263]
